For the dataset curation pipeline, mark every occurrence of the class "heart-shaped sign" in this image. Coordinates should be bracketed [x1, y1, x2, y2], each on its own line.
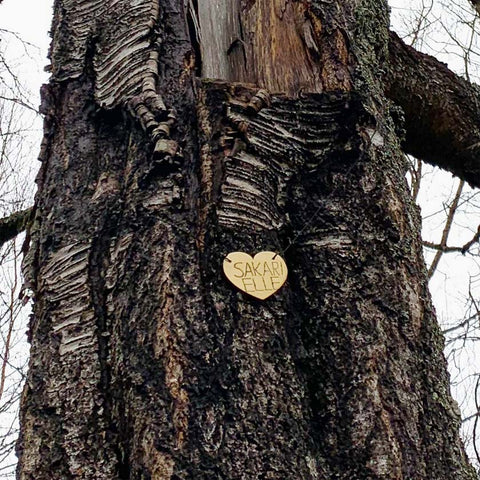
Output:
[223, 251, 288, 300]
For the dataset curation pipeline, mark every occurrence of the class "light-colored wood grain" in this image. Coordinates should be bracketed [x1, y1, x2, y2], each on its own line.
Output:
[197, 0, 325, 95]
[197, 0, 246, 81]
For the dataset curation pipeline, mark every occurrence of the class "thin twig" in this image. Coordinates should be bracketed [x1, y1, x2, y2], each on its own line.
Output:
[0, 242, 18, 401]
[423, 224, 480, 255]
[473, 374, 480, 466]
[427, 179, 465, 279]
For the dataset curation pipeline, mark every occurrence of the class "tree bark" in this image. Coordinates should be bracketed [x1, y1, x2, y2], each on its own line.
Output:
[17, 1, 477, 479]
[0, 208, 32, 247]
[470, 0, 480, 16]
[386, 32, 480, 188]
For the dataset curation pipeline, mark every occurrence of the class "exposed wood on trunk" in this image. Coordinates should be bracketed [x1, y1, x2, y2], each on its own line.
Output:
[196, 0, 246, 81]
[197, 0, 351, 95]
[386, 31, 480, 187]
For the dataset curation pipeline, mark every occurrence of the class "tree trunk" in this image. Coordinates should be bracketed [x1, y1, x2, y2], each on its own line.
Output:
[16, 0, 477, 479]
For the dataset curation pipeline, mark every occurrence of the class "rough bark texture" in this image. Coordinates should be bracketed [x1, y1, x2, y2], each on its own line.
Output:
[387, 32, 480, 188]
[17, 1, 477, 479]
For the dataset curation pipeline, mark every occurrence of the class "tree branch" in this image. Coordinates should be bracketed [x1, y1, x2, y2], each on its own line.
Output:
[427, 179, 464, 279]
[423, 224, 480, 255]
[0, 208, 32, 248]
[442, 311, 479, 335]
[386, 31, 480, 188]
[422, 225, 480, 255]
[0, 95, 38, 113]
[470, 0, 480, 16]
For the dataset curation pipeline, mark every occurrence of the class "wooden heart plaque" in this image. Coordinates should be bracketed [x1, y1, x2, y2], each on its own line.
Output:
[223, 251, 288, 300]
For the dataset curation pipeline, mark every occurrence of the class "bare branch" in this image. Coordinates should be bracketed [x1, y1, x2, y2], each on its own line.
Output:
[386, 31, 480, 187]
[0, 95, 38, 114]
[474, 374, 480, 466]
[442, 311, 479, 335]
[423, 223, 480, 255]
[427, 179, 464, 278]
[0, 241, 18, 402]
[0, 207, 32, 247]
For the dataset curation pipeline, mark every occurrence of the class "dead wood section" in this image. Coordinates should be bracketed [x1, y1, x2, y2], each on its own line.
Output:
[386, 31, 480, 188]
[196, 0, 352, 95]
[198, 1, 480, 188]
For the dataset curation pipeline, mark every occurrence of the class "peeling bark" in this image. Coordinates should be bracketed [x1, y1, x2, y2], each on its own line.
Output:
[17, 1, 477, 479]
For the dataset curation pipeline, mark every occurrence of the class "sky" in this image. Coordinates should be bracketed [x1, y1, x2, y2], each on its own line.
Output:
[1, 0, 52, 96]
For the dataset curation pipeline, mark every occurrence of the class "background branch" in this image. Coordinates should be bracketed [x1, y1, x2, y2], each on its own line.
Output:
[0, 208, 32, 248]
[427, 179, 464, 278]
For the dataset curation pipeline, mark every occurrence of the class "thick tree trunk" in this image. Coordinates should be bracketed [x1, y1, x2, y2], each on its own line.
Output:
[17, 0, 476, 479]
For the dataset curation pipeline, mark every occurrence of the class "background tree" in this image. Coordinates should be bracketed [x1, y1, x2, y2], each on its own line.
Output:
[12, 0, 480, 479]
[0, 9, 48, 477]
[391, 0, 480, 466]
